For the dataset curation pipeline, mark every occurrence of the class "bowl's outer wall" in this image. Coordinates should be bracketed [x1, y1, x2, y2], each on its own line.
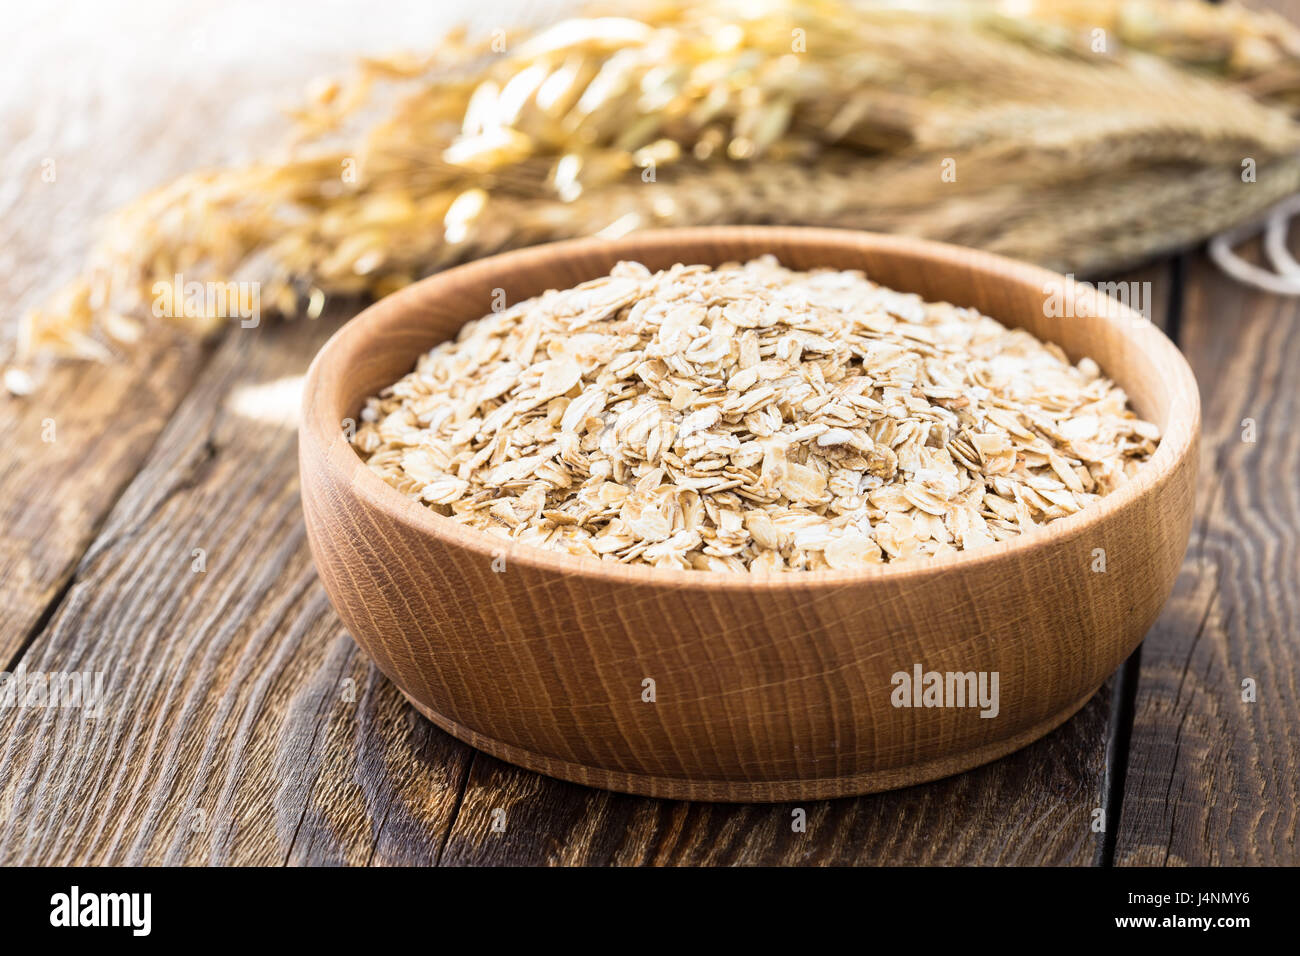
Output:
[299, 228, 1200, 800]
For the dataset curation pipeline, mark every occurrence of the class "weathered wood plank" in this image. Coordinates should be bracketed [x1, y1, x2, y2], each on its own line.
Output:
[0, 343, 208, 665]
[0, 0, 554, 666]
[0, 1, 388, 663]
[1116, 249, 1300, 865]
[0, 31, 223, 663]
[440, 688, 1114, 866]
[0, 312, 474, 865]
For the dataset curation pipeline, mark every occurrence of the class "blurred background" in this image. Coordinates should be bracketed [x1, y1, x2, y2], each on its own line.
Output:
[2, 0, 1298, 868]
[9, 0, 1300, 368]
[4, 0, 562, 347]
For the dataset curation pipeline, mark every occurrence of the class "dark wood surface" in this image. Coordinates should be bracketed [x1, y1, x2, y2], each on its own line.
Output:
[1113, 254, 1300, 865]
[1, 1, 1295, 865]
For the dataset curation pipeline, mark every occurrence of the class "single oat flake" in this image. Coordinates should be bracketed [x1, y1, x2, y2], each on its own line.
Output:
[351, 258, 1159, 572]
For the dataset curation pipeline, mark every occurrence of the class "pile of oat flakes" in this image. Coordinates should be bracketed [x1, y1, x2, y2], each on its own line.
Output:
[350, 257, 1159, 572]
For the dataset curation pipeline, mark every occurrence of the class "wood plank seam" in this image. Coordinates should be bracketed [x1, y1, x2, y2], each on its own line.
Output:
[1115, 240, 1300, 865]
[1098, 647, 1144, 866]
[282, 639, 365, 866]
[434, 751, 477, 866]
[1097, 255, 1184, 866]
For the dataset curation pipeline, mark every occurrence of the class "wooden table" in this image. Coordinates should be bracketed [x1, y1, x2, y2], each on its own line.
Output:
[2, 1, 1296, 866]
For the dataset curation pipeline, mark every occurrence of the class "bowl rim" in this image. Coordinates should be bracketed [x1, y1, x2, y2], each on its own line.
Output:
[301, 226, 1200, 591]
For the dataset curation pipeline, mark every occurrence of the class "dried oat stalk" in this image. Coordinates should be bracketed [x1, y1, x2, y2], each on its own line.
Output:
[14, 0, 1300, 374]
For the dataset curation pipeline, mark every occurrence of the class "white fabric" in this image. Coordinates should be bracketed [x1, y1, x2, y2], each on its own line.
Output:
[1209, 194, 1300, 295]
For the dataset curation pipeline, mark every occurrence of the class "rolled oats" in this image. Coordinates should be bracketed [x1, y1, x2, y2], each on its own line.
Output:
[351, 257, 1158, 572]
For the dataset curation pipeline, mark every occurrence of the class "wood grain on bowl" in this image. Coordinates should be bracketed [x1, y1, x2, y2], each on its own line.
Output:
[299, 227, 1200, 801]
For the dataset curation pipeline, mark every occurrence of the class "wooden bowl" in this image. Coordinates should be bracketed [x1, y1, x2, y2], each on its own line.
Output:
[299, 227, 1199, 801]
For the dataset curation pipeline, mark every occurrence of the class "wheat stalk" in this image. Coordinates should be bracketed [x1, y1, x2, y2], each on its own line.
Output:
[12, 0, 1300, 377]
